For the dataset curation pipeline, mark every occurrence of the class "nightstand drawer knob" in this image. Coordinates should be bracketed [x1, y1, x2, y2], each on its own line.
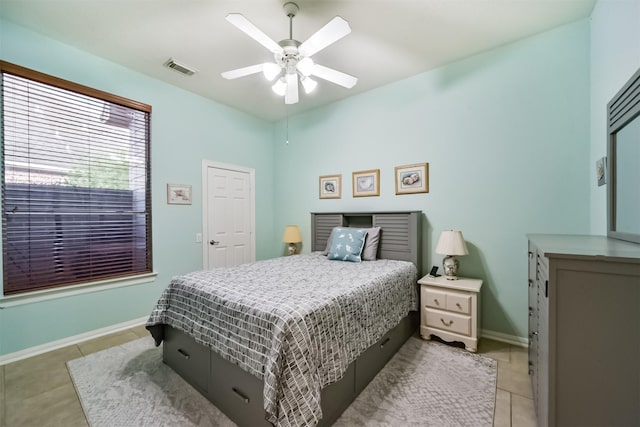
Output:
[440, 318, 454, 327]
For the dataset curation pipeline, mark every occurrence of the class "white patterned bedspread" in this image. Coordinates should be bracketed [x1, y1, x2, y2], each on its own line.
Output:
[146, 252, 418, 427]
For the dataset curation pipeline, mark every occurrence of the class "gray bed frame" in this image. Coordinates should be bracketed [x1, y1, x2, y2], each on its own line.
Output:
[155, 211, 422, 426]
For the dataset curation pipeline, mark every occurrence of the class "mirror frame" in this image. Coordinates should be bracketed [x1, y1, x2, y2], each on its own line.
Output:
[607, 67, 640, 244]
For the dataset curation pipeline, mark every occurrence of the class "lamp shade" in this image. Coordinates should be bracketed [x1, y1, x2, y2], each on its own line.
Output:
[435, 230, 469, 256]
[282, 225, 302, 243]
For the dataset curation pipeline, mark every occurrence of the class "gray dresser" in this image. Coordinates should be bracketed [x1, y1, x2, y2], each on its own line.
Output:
[527, 234, 640, 427]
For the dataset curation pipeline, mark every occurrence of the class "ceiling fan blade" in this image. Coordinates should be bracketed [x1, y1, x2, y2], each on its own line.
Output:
[226, 14, 283, 54]
[221, 64, 264, 80]
[298, 16, 351, 57]
[285, 73, 299, 104]
[311, 64, 358, 89]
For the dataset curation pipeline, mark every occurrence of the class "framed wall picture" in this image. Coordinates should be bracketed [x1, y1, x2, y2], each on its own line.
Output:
[596, 157, 607, 186]
[167, 183, 192, 204]
[319, 174, 342, 199]
[352, 169, 380, 197]
[395, 163, 429, 195]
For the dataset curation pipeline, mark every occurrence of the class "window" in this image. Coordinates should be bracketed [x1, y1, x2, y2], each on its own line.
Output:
[1, 61, 152, 295]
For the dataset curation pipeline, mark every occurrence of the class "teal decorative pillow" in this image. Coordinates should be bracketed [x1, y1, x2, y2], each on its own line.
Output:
[327, 228, 367, 262]
[322, 226, 381, 261]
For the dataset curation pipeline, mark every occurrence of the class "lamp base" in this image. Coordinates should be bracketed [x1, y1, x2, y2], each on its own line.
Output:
[443, 255, 459, 280]
[287, 243, 297, 256]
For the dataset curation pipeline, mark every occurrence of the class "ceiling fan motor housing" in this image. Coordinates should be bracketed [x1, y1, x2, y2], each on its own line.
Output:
[277, 39, 301, 74]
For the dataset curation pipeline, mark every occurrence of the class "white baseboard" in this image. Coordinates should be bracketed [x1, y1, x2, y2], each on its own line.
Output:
[1, 319, 527, 365]
[0, 316, 148, 366]
[481, 328, 528, 348]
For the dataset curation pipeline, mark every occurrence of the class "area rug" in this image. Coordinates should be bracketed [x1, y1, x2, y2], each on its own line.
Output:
[68, 336, 497, 427]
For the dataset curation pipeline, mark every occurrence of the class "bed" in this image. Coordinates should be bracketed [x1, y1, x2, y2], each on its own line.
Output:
[147, 211, 422, 426]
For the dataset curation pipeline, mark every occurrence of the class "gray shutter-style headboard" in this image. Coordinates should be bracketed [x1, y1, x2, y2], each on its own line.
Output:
[311, 214, 344, 252]
[311, 211, 422, 273]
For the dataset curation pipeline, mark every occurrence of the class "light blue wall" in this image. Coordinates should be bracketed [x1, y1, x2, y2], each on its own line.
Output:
[589, 0, 640, 234]
[0, 10, 610, 354]
[273, 20, 591, 339]
[0, 19, 277, 355]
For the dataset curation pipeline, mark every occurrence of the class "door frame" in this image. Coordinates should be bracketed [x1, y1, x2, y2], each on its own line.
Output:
[201, 159, 256, 269]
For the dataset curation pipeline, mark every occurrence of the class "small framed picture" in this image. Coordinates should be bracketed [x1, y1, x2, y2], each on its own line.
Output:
[596, 157, 607, 187]
[319, 174, 342, 199]
[167, 183, 192, 204]
[352, 169, 380, 197]
[395, 163, 429, 195]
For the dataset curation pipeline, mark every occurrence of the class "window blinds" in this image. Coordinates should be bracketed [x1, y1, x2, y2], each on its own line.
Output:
[1, 62, 152, 295]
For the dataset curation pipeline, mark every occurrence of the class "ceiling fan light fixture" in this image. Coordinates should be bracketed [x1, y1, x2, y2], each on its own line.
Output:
[301, 76, 318, 94]
[263, 62, 281, 81]
[222, 3, 357, 105]
[296, 57, 315, 76]
[272, 78, 287, 96]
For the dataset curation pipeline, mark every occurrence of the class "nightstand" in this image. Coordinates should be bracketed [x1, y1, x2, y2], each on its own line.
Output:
[418, 275, 482, 352]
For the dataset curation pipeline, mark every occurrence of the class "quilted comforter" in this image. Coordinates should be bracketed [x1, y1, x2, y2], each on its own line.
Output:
[146, 252, 417, 426]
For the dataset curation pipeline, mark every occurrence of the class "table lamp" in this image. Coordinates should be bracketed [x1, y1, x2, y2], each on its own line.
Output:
[282, 225, 302, 255]
[435, 230, 469, 280]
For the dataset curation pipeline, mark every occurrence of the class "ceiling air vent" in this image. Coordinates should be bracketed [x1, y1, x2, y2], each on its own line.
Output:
[164, 58, 196, 76]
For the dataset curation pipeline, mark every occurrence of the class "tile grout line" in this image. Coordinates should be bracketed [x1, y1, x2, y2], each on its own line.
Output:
[508, 391, 513, 427]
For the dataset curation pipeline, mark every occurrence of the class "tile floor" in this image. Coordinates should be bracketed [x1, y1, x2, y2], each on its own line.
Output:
[0, 327, 536, 427]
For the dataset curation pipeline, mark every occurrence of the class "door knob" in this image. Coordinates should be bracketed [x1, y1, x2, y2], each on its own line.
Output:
[209, 240, 220, 245]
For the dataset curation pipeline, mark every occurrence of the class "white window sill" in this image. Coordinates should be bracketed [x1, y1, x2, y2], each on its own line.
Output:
[0, 272, 158, 308]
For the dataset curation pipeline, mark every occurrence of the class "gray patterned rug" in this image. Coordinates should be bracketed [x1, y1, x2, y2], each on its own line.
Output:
[67, 336, 497, 427]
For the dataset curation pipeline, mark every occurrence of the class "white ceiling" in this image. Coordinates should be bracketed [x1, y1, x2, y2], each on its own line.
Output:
[1, 0, 596, 121]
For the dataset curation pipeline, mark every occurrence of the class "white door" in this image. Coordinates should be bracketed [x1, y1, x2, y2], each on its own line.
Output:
[202, 161, 255, 269]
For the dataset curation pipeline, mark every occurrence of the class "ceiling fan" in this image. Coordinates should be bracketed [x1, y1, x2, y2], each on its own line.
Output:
[221, 2, 358, 105]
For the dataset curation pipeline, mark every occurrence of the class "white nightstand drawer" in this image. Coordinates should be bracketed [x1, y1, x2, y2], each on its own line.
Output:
[446, 292, 471, 315]
[425, 309, 471, 336]
[423, 288, 447, 309]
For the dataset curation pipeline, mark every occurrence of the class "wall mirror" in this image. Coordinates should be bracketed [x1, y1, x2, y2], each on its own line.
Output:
[607, 67, 640, 244]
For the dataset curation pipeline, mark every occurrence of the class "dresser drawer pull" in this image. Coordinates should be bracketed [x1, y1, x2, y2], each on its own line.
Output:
[177, 348, 190, 360]
[232, 387, 250, 404]
[545, 280, 549, 298]
[433, 298, 441, 306]
[440, 318, 454, 327]
[455, 303, 462, 310]
[380, 337, 391, 349]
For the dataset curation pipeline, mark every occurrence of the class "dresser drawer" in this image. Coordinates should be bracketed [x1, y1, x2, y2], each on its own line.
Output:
[356, 318, 405, 393]
[425, 309, 471, 336]
[163, 327, 210, 393]
[422, 287, 471, 315]
[209, 348, 270, 427]
[423, 288, 447, 309]
[446, 292, 471, 315]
